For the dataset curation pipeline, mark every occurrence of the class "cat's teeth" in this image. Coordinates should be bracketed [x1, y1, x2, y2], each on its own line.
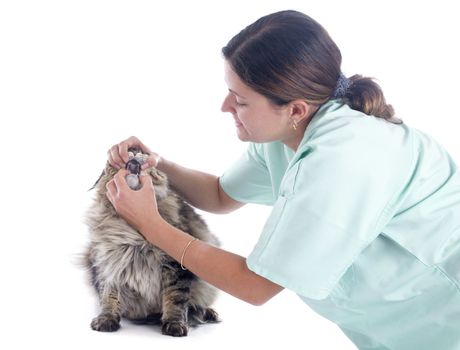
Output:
[134, 152, 148, 165]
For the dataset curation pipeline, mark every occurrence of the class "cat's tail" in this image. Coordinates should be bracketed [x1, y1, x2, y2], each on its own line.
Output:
[188, 306, 220, 326]
[129, 307, 220, 327]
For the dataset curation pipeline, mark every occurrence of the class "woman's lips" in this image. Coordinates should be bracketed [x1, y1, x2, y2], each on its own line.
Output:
[234, 118, 243, 127]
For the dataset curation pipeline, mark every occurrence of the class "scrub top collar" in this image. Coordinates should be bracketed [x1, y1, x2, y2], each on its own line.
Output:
[286, 99, 344, 170]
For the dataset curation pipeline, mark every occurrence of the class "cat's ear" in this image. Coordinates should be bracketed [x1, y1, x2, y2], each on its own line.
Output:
[88, 168, 106, 191]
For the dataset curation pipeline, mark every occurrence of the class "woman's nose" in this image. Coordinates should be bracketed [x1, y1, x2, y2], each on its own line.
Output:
[221, 93, 234, 114]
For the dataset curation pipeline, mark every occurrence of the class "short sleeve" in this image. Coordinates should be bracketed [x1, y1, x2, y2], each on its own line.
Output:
[247, 119, 414, 300]
[219, 143, 275, 205]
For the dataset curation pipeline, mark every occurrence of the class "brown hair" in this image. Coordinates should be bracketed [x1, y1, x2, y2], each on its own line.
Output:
[222, 10, 401, 124]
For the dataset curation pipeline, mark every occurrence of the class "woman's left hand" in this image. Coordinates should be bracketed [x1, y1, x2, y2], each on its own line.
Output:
[105, 168, 159, 233]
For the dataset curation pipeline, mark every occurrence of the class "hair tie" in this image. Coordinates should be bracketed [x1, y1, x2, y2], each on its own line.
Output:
[332, 73, 351, 99]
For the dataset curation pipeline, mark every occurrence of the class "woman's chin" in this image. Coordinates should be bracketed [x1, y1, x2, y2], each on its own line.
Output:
[236, 128, 250, 142]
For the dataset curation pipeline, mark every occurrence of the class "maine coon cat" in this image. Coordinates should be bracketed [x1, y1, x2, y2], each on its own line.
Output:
[83, 148, 220, 337]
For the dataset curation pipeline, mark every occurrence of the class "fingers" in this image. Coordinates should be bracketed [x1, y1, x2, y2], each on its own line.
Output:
[141, 153, 161, 169]
[118, 143, 129, 166]
[113, 168, 129, 190]
[137, 139, 153, 155]
[136, 139, 158, 168]
[107, 136, 138, 169]
[108, 145, 124, 169]
[139, 173, 153, 187]
[106, 170, 153, 206]
[105, 179, 116, 205]
[117, 136, 138, 165]
[107, 136, 157, 170]
[106, 169, 129, 204]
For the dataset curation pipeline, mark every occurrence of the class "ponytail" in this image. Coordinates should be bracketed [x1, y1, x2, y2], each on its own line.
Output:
[343, 75, 402, 124]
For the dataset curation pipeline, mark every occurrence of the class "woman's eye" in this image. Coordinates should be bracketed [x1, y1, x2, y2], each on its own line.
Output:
[236, 100, 247, 107]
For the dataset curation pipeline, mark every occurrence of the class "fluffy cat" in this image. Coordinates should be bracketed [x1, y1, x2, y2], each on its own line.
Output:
[82, 148, 220, 337]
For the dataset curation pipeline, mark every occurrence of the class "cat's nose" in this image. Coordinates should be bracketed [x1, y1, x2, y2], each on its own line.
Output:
[126, 159, 141, 175]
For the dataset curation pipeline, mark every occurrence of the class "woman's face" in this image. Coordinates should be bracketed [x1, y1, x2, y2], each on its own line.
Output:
[221, 61, 293, 144]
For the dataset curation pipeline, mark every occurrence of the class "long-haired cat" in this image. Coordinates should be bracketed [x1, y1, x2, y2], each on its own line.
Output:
[83, 148, 220, 337]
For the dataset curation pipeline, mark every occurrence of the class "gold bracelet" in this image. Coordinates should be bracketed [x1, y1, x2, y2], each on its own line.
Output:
[180, 238, 198, 270]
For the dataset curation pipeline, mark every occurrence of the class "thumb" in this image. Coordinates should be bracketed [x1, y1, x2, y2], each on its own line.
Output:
[142, 153, 161, 169]
[139, 173, 153, 188]
[113, 168, 130, 189]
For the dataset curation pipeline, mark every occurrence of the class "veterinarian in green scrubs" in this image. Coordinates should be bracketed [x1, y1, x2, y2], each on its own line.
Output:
[220, 99, 460, 349]
[106, 10, 460, 350]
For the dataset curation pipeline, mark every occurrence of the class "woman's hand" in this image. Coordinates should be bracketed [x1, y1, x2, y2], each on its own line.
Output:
[105, 168, 160, 233]
[107, 136, 160, 170]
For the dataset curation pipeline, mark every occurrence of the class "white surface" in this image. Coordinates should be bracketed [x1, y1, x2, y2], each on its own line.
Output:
[0, 1, 458, 349]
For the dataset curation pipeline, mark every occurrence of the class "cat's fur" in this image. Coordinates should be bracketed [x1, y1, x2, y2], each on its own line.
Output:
[83, 149, 220, 336]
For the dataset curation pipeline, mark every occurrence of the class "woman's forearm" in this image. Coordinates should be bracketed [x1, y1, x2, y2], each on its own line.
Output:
[141, 217, 284, 306]
[156, 158, 241, 214]
[156, 158, 219, 211]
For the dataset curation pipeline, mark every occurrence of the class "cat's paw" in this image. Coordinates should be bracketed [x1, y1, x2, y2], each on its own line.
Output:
[91, 313, 121, 332]
[203, 308, 220, 323]
[162, 321, 188, 337]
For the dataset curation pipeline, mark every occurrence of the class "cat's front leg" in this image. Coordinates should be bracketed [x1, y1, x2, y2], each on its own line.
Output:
[91, 286, 122, 332]
[160, 263, 194, 337]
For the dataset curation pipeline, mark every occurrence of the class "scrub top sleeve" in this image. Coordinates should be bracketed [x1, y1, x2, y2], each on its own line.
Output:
[247, 127, 414, 300]
[219, 143, 275, 205]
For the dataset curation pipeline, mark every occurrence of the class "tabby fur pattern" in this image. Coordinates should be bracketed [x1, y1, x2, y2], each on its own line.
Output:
[83, 149, 220, 336]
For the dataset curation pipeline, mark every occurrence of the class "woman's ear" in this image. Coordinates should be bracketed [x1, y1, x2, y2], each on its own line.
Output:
[289, 99, 314, 125]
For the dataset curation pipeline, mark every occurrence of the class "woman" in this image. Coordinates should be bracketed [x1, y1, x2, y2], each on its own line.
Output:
[106, 10, 460, 349]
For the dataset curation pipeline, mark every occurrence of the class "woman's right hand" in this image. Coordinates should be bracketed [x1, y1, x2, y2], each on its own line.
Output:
[107, 136, 160, 170]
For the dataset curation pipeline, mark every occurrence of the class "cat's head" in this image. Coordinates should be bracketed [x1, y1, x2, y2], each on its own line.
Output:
[90, 147, 169, 199]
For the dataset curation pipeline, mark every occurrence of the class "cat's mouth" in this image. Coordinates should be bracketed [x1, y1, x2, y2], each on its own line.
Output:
[125, 151, 148, 190]
[126, 158, 142, 175]
[126, 150, 148, 172]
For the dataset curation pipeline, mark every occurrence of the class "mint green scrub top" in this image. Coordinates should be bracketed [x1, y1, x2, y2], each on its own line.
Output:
[220, 100, 460, 350]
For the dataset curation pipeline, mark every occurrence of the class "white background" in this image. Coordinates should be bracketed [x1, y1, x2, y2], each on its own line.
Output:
[0, 1, 459, 349]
